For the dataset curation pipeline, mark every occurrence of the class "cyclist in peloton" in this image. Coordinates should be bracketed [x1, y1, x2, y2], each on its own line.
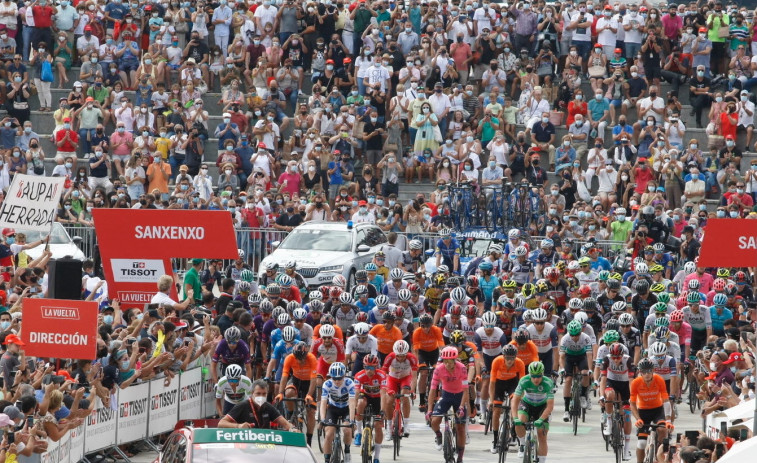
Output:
[488, 344, 526, 454]
[558, 320, 594, 422]
[629, 358, 674, 463]
[320, 362, 357, 463]
[511, 361, 555, 463]
[214, 364, 253, 416]
[353, 354, 387, 463]
[599, 343, 635, 461]
[381, 340, 418, 437]
[427, 346, 470, 463]
[278, 341, 318, 446]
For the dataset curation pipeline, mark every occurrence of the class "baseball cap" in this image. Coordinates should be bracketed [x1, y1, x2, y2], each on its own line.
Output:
[722, 352, 744, 365]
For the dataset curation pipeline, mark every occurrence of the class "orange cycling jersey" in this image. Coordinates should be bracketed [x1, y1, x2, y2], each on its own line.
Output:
[509, 340, 540, 367]
[490, 356, 526, 382]
[281, 353, 318, 381]
[413, 326, 445, 352]
[313, 323, 344, 341]
[370, 324, 403, 354]
[630, 374, 669, 410]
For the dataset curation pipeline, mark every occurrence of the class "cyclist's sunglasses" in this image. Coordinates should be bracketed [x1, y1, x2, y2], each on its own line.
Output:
[531, 374, 543, 379]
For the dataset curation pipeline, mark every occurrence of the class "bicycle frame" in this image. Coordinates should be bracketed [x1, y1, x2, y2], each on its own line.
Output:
[522, 421, 540, 463]
[441, 408, 458, 463]
[642, 422, 669, 463]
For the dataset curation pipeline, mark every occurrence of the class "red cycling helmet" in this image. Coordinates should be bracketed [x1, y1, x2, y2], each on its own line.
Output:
[670, 310, 684, 323]
[464, 306, 478, 319]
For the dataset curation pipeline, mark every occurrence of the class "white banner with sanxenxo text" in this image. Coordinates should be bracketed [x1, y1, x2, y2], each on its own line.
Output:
[178, 367, 204, 421]
[148, 376, 181, 436]
[0, 174, 66, 232]
[117, 381, 150, 444]
[84, 396, 118, 453]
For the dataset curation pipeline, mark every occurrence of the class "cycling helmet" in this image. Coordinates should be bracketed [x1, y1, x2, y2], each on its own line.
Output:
[482, 311, 497, 326]
[528, 361, 545, 376]
[419, 313, 434, 327]
[598, 270, 610, 281]
[321, 313, 335, 325]
[573, 311, 588, 326]
[356, 312, 369, 323]
[355, 270, 368, 281]
[319, 324, 336, 338]
[515, 246, 528, 257]
[277, 313, 291, 326]
[532, 307, 548, 321]
[287, 301, 301, 312]
[449, 305, 463, 317]
[225, 326, 241, 344]
[440, 346, 459, 360]
[332, 274, 347, 287]
[607, 280, 621, 290]
[398, 288, 412, 301]
[393, 340, 410, 355]
[496, 295, 511, 308]
[609, 343, 624, 357]
[450, 287, 467, 303]
[284, 260, 297, 270]
[365, 263, 378, 271]
[282, 326, 297, 343]
[521, 283, 535, 298]
[329, 362, 347, 379]
[717, 268, 731, 279]
[237, 249, 245, 259]
[725, 283, 738, 296]
[463, 306, 478, 319]
[567, 261, 580, 272]
[260, 299, 274, 313]
[354, 285, 369, 296]
[363, 354, 380, 368]
[652, 242, 665, 253]
[687, 292, 701, 304]
[603, 330, 620, 344]
[272, 305, 286, 320]
[309, 290, 323, 301]
[618, 313, 635, 326]
[541, 238, 554, 249]
[489, 243, 503, 255]
[649, 265, 664, 275]
[438, 264, 450, 274]
[278, 274, 293, 287]
[670, 310, 684, 323]
[449, 330, 466, 345]
[655, 317, 670, 328]
[657, 293, 670, 304]
[650, 282, 665, 294]
[683, 261, 696, 274]
[502, 279, 517, 289]
[267, 283, 282, 296]
[606, 319, 620, 333]
[637, 358, 655, 372]
[467, 275, 480, 289]
[578, 256, 591, 267]
[583, 297, 598, 312]
[393, 306, 406, 319]
[514, 329, 530, 344]
[390, 268, 405, 281]
[568, 298, 584, 311]
[653, 302, 668, 314]
[522, 309, 534, 323]
[225, 364, 243, 380]
[508, 229, 520, 240]
[265, 261, 279, 271]
[636, 263, 649, 274]
[339, 292, 353, 305]
[540, 300, 556, 313]
[293, 341, 309, 360]
[609, 272, 623, 281]
[535, 282, 549, 294]
[635, 279, 649, 293]
[734, 271, 747, 283]
[375, 294, 389, 308]
[514, 295, 526, 309]
[293, 308, 307, 321]
[654, 326, 670, 340]
[713, 293, 728, 306]
[309, 300, 324, 312]
[578, 285, 592, 298]
[544, 267, 560, 280]
[612, 301, 628, 314]
[381, 311, 396, 322]
[689, 279, 701, 291]
[240, 269, 254, 283]
[713, 278, 727, 292]
[567, 320, 582, 336]
[502, 344, 518, 358]
[248, 292, 263, 306]
[409, 239, 423, 250]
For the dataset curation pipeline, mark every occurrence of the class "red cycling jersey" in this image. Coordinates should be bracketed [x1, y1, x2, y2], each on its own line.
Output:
[354, 369, 388, 398]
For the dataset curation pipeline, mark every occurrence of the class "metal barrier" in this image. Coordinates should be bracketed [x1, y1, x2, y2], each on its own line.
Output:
[61, 225, 97, 260]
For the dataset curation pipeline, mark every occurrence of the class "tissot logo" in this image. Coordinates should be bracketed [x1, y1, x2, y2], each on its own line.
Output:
[111, 259, 166, 282]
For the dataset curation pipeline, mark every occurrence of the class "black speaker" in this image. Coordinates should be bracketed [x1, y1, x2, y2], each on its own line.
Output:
[48, 258, 83, 300]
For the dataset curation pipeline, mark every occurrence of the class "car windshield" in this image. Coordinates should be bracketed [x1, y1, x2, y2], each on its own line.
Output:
[191, 442, 313, 463]
[15, 224, 70, 245]
[278, 229, 352, 252]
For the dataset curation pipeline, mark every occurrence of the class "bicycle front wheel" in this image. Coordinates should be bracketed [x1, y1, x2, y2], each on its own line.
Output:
[612, 418, 623, 463]
[498, 416, 510, 463]
[530, 432, 540, 463]
[688, 385, 697, 413]
[393, 412, 401, 460]
[361, 427, 373, 463]
[332, 437, 344, 463]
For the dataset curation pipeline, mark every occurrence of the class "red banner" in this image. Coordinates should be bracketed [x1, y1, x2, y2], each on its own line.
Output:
[92, 210, 238, 309]
[22, 298, 98, 360]
[697, 219, 757, 268]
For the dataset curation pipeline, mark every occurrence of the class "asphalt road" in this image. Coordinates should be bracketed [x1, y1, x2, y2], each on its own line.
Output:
[130, 389, 704, 463]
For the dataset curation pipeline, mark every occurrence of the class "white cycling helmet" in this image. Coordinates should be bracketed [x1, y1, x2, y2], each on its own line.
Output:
[683, 261, 696, 275]
[568, 298, 584, 310]
[282, 326, 297, 343]
[611, 301, 628, 313]
[573, 311, 588, 326]
[515, 246, 528, 257]
[508, 229, 520, 240]
[354, 323, 370, 336]
[393, 340, 410, 355]
[409, 240, 423, 250]
[532, 308, 548, 321]
[482, 311, 497, 326]
[649, 341, 668, 357]
[319, 324, 336, 338]
[225, 364, 243, 380]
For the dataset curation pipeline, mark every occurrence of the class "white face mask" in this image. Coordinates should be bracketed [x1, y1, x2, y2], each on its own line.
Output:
[253, 396, 266, 406]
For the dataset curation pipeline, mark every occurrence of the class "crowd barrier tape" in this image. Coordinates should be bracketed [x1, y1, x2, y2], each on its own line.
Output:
[20, 366, 214, 463]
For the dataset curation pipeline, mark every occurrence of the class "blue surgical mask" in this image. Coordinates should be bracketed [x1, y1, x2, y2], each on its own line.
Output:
[376, 199, 384, 206]
[0, 321, 9, 331]
[5, 237, 14, 245]
[121, 360, 131, 370]
[103, 314, 114, 325]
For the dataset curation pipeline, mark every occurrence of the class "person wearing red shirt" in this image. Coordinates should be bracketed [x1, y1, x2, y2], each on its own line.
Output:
[726, 180, 754, 213]
[32, 1, 55, 50]
[720, 108, 738, 140]
[55, 117, 79, 161]
[633, 157, 655, 195]
[566, 91, 588, 128]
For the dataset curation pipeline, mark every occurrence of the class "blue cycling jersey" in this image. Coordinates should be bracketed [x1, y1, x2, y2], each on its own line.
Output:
[590, 257, 612, 271]
[321, 377, 357, 408]
[355, 299, 376, 313]
[270, 327, 301, 347]
[479, 275, 500, 304]
[271, 340, 295, 381]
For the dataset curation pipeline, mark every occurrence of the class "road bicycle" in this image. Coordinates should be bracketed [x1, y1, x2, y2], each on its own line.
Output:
[391, 392, 412, 460]
[448, 183, 479, 230]
[494, 397, 514, 463]
[521, 420, 540, 463]
[604, 399, 625, 463]
[643, 422, 669, 463]
[482, 186, 507, 233]
[440, 408, 458, 463]
[280, 397, 308, 433]
[687, 357, 704, 413]
[566, 371, 587, 435]
[417, 364, 436, 417]
[360, 401, 381, 463]
[321, 419, 354, 463]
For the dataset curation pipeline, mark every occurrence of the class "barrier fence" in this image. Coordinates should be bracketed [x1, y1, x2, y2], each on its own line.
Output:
[20, 366, 213, 463]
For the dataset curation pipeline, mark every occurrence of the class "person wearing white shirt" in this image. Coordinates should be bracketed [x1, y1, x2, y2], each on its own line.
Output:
[428, 82, 451, 137]
[473, 3, 495, 36]
[193, 165, 214, 201]
[568, 7, 594, 64]
[737, 90, 756, 149]
[363, 60, 391, 93]
[585, 139, 608, 191]
[522, 87, 551, 132]
[597, 163, 618, 198]
[622, 6, 644, 59]
[351, 202, 376, 224]
[595, 7, 618, 59]
[664, 115, 686, 150]
[254, 2, 278, 33]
